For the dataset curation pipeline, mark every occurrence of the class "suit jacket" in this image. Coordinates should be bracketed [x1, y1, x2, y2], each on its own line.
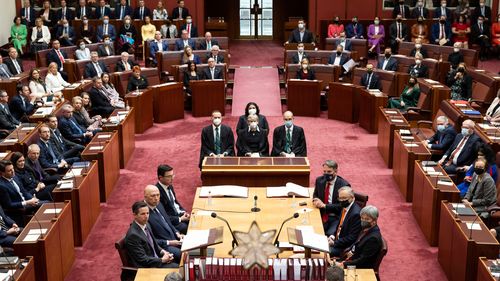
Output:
[38, 139, 63, 169]
[360, 72, 382, 90]
[389, 22, 409, 42]
[95, 6, 112, 19]
[58, 116, 86, 143]
[409, 48, 428, 58]
[0, 206, 15, 240]
[97, 44, 115, 57]
[471, 23, 491, 43]
[50, 128, 81, 156]
[180, 24, 198, 38]
[199, 124, 235, 167]
[333, 203, 362, 251]
[20, 7, 36, 26]
[296, 69, 316, 80]
[201, 67, 223, 80]
[113, 4, 133, 20]
[236, 114, 269, 132]
[148, 204, 179, 245]
[97, 24, 117, 42]
[88, 86, 115, 116]
[175, 39, 196, 51]
[465, 172, 496, 212]
[443, 133, 481, 167]
[345, 23, 364, 39]
[4, 58, 24, 76]
[377, 57, 398, 71]
[447, 52, 464, 68]
[430, 23, 452, 43]
[75, 6, 94, 19]
[0, 104, 20, 130]
[473, 5, 492, 22]
[38, 9, 56, 27]
[46, 49, 68, 71]
[288, 29, 315, 44]
[0, 176, 33, 209]
[236, 128, 269, 156]
[156, 182, 186, 226]
[328, 53, 349, 66]
[271, 125, 307, 156]
[150, 41, 169, 62]
[84, 61, 109, 79]
[199, 39, 220, 50]
[115, 59, 137, 72]
[171, 7, 190, 20]
[0, 64, 12, 79]
[25, 158, 50, 182]
[411, 7, 429, 19]
[207, 54, 224, 64]
[392, 4, 410, 18]
[9, 94, 34, 121]
[408, 63, 429, 78]
[133, 6, 152, 20]
[343, 225, 383, 269]
[55, 7, 75, 22]
[291, 52, 309, 64]
[427, 125, 456, 151]
[125, 221, 164, 268]
[312, 175, 351, 216]
[434, 7, 452, 20]
[332, 38, 352, 51]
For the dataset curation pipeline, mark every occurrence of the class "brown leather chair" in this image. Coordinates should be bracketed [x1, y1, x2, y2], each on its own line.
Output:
[115, 237, 137, 281]
[374, 238, 388, 281]
[354, 192, 369, 208]
[468, 68, 499, 113]
[404, 91, 431, 122]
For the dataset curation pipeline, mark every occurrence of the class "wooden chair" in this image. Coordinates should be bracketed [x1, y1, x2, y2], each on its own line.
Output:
[115, 237, 137, 281]
[374, 238, 388, 281]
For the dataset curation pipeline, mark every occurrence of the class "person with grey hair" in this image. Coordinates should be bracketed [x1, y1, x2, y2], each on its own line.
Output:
[207, 44, 224, 63]
[84, 51, 109, 79]
[201, 58, 223, 80]
[313, 160, 351, 236]
[164, 272, 183, 281]
[236, 114, 269, 157]
[58, 104, 94, 144]
[337, 205, 383, 269]
[326, 265, 344, 281]
[424, 115, 456, 157]
[200, 32, 219, 50]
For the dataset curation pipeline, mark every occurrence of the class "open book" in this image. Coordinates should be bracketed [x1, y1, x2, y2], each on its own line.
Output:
[199, 185, 248, 198]
[266, 182, 309, 198]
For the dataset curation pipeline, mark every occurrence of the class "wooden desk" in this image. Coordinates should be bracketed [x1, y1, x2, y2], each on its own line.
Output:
[15, 256, 36, 281]
[61, 80, 92, 101]
[150, 82, 184, 123]
[438, 202, 500, 281]
[417, 78, 451, 119]
[287, 79, 322, 117]
[474, 123, 500, 153]
[358, 89, 388, 134]
[28, 102, 65, 123]
[0, 75, 29, 98]
[125, 89, 154, 134]
[13, 202, 74, 281]
[377, 108, 410, 169]
[328, 82, 361, 123]
[191, 80, 226, 117]
[134, 268, 180, 281]
[0, 123, 40, 155]
[81, 132, 120, 202]
[412, 161, 460, 246]
[52, 161, 100, 246]
[102, 109, 136, 168]
[447, 100, 484, 126]
[477, 257, 500, 281]
[201, 157, 310, 187]
[392, 132, 431, 202]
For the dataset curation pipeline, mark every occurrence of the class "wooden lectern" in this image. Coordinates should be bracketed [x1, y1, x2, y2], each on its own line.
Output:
[181, 226, 224, 257]
[328, 82, 362, 123]
[287, 79, 322, 117]
[287, 227, 329, 259]
[191, 80, 226, 117]
[150, 82, 185, 123]
[358, 89, 388, 134]
[125, 89, 154, 134]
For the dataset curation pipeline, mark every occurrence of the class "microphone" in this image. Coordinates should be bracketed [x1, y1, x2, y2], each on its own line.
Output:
[32, 212, 44, 239]
[211, 212, 238, 248]
[251, 195, 260, 212]
[273, 213, 299, 248]
[468, 213, 480, 240]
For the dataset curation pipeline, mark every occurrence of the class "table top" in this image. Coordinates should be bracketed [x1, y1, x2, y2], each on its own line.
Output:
[202, 157, 310, 171]
[415, 161, 460, 193]
[394, 131, 431, 155]
[134, 268, 180, 281]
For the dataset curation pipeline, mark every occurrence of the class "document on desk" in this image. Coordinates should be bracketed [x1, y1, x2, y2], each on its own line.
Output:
[23, 234, 40, 242]
[28, 228, 47, 235]
[21, 126, 36, 131]
[404, 143, 419, 147]
[267, 182, 310, 198]
[199, 185, 248, 198]
[97, 134, 111, 139]
[401, 136, 414, 140]
[423, 166, 435, 172]
[300, 230, 329, 253]
[43, 208, 62, 214]
[399, 129, 411, 135]
[437, 180, 453, 186]
[2, 138, 18, 143]
[466, 222, 481, 230]
[478, 123, 493, 129]
[391, 119, 404, 123]
[385, 110, 398, 114]
[0, 153, 7, 158]
[89, 146, 104, 150]
[63, 168, 83, 179]
[181, 229, 210, 252]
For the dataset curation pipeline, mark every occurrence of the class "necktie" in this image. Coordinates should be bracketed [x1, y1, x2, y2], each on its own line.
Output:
[166, 27, 170, 38]
[214, 127, 221, 154]
[104, 24, 108, 35]
[124, 61, 130, 71]
[367, 73, 372, 89]
[187, 24, 191, 38]
[397, 23, 401, 39]
[0, 216, 7, 231]
[94, 62, 103, 76]
[207, 41, 211, 50]
[26, 8, 30, 22]
[480, 24, 483, 33]
[0, 66, 10, 78]
[21, 96, 26, 109]
[211, 68, 214, 79]
[70, 119, 84, 134]
[285, 128, 292, 153]
[401, 5, 405, 18]
[440, 24, 445, 39]
[178, 7, 182, 19]
[81, 7, 85, 18]
[420, 7, 423, 17]
[45, 142, 58, 164]
[336, 208, 347, 239]
[101, 7, 105, 18]
[62, 8, 66, 20]
[120, 6, 125, 19]
[154, 208, 175, 238]
[56, 50, 65, 64]
[144, 226, 158, 258]
[322, 182, 331, 222]
[34, 161, 44, 180]
[140, 7, 144, 20]
[10, 179, 25, 201]
[447, 136, 468, 165]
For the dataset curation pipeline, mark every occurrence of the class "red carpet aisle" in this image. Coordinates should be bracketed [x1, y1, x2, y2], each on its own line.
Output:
[231, 67, 283, 116]
[65, 115, 447, 281]
[229, 40, 283, 67]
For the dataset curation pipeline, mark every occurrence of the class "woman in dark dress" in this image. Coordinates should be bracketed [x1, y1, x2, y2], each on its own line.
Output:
[118, 15, 137, 53]
[127, 66, 149, 92]
[296, 58, 316, 80]
[38, 1, 55, 28]
[80, 16, 95, 44]
[183, 61, 200, 95]
[236, 114, 269, 157]
[11, 152, 56, 201]
[235, 102, 269, 132]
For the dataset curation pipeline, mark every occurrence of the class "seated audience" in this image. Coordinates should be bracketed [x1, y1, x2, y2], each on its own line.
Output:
[9, 84, 37, 122]
[200, 32, 219, 51]
[236, 102, 269, 132]
[271, 111, 307, 157]
[25, 144, 62, 186]
[160, 19, 177, 39]
[328, 45, 349, 66]
[286, 19, 315, 44]
[485, 89, 500, 123]
[75, 40, 91, 60]
[0, 90, 20, 131]
[101, 73, 125, 108]
[127, 66, 149, 93]
[39, 1, 55, 28]
[410, 38, 428, 58]
[463, 158, 497, 218]
[84, 51, 109, 79]
[171, 0, 189, 20]
[411, 16, 429, 43]
[471, 15, 491, 60]
[150, 31, 168, 65]
[0, 205, 21, 247]
[97, 16, 116, 42]
[97, 35, 115, 57]
[367, 17, 385, 54]
[30, 17, 51, 54]
[20, 0, 35, 27]
[181, 46, 201, 65]
[11, 16, 27, 55]
[327, 16, 344, 39]
[153, 1, 168, 20]
[345, 16, 364, 39]
[389, 14, 409, 52]
[492, 14, 500, 52]
[11, 152, 55, 201]
[454, 0, 471, 21]
[457, 143, 497, 197]
[124, 201, 178, 268]
[447, 62, 472, 101]
[377, 47, 398, 71]
[472, 0, 491, 23]
[452, 15, 470, 49]
[114, 0, 133, 20]
[88, 76, 116, 116]
[45, 62, 70, 100]
[75, 0, 93, 20]
[46, 40, 68, 80]
[175, 30, 196, 51]
[56, 0, 74, 23]
[360, 64, 382, 90]
[5, 48, 24, 76]
[236, 114, 269, 157]
[408, 53, 429, 78]
[201, 58, 222, 80]
[411, 1, 429, 19]
[183, 61, 200, 96]
[448, 42, 465, 69]
[55, 18, 75, 46]
[199, 110, 235, 167]
[95, 0, 111, 19]
[58, 104, 94, 144]
[45, 114, 85, 159]
[333, 32, 352, 51]
[117, 16, 137, 53]
[296, 58, 316, 80]
[116, 52, 137, 72]
[392, 0, 410, 19]
[29, 68, 54, 101]
[80, 16, 95, 44]
[431, 15, 452, 46]
[425, 116, 457, 155]
[181, 15, 198, 38]
[141, 16, 156, 43]
[291, 42, 309, 64]
[207, 45, 224, 63]
[434, 0, 452, 22]
[133, 0, 152, 20]
[38, 124, 79, 170]
[387, 76, 420, 111]
[72, 96, 102, 131]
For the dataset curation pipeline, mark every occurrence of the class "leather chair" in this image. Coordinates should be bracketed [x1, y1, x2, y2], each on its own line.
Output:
[374, 238, 388, 281]
[354, 192, 369, 208]
[404, 91, 431, 122]
[115, 237, 137, 281]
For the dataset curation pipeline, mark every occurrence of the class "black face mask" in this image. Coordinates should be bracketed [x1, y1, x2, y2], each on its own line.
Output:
[361, 221, 372, 229]
[336, 51, 342, 55]
[339, 200, 350, 208]
[409, 81, 415, 86]
[324, 173, 334, 182]
[440, 20, 446, 24]
[397, 18, 403, 23]
[367, 69, 373, 74]
[385, 53, 391, 58]
[474, 168, 485, 175]
[417, 20, 423, 24]
[457, 67, 465, 73]
[333, 20, 339, 24]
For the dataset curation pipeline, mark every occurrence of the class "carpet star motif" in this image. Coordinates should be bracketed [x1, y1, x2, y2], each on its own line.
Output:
[230, 221, 281, 269]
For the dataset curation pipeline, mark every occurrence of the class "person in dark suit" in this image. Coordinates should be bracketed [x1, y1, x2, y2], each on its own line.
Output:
[155, 165, 190, 234]
[377, 48, 398, 71]
[45, 115, 84, 160]
[472, 0, 492, 24]
[114, 0, 133, 20]
[389, 15, 409, 52]
[124, 201, 178, 268]
[271, 111, 307, 157]
[0, 205, 21, 247]
[207, 45, 224, 63]
[96, 16, 117, 42]
[88, 76, 115, 116]
[5, 48, 24, 76]
[338, 205, 383, 269]
[312, 160, 351, 236]
[345, 17, 364, 39]
[360, 64, 382, 90]
[20, 0, 35, 27]
[11, 152, 55, 202]
[75, 0, 94, 20]
[296, 58, 316, 80]
[180, 15, 198, 38]
[447, 62, 473, 100]
[236, 102, 269, 132]
[143, 185, 183, 263]
[199, 110, 235, 168]
[95, 0, 112, 19]
[133, 0, 152, 20]
[84, 52, 109, 79]
[0, 91, 20, 131]
[127, 66, 149, 93]
[470, 16, 491, 60]
[434, 0, 452, 22]
[97, 37, 115, 57]
[328, 187, 361, 257]
[287, 20, 315, 44]
[9, 85, 36, 122]
[407, 54, 429, 78]
[46, 40, 68, 80]
[411, 1, 429, 19]
[438, 119, 481, 174]
[409, 39, 428, 58]
[425, 116, 456, 157]
[201, 58, 223, 80]
[431, 16, 452, 46]
[333, 32, 352, 51]
[150, 32, 169, 65]
[199, 32, 219, 50]
[115, 52, 138, 72]
[463, 158, 497, 218]
[291, 42, 309, 64]
[392, 0, 410, 18]
[175, 30, 196, 51]
[55, 19, 76, 46]
[38, 1, 56, 28]
[327, 45, 349, 73]
[236, 114, 269, 157]
[58, 104, 94, 144]
[37, 124, 79, 170]
[448, 42, 465, 69]
[55, 0, 74, 22]
[171, 0, 190, 20]
[25, 144, 62, 187]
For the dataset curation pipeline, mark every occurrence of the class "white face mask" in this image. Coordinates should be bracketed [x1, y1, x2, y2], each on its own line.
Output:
[213, 118, 221, 126]
[298, 23, 304, 29]
[374, 20, 380, 25]
[298, 47, 304, 52]
[302, 64, 308, 69]
[415, 59, 422, 65]
[80, 44, 85, 49]
[441, 3, 446, 7]
[415, 44, 422, 49]
[248, 108, 257, 115]
[454, 47, 460, 52]
[186, 19, 192, 24]
[249, 122, 258, 129]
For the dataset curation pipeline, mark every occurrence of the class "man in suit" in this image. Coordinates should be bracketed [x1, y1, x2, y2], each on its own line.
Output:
[328, 45, 349, 66]
[45, 115, 85, 159]
[291, 42, 308, 64]
[333, 32, 352, 51]
[411, 1, 429, 19]
[97, 16, 117, 42]
[409, 38, 428, 58]
[37, 125, 79, 170]
[88, 76, 115, 116]
[328, 187, 361, 257]
[392, 0, 410, 19]
[407, 53, 429, 78]
[360, 64, 382, 90]
[55, 19, 76, 46]
[471, 16, 491, 60]
[124, 201, 178, 268]
[84, 51, 109, 79]
[46, 40, 68, 79]
[20, 0, 35, 27]
[115, 52, 138, 72]
[0, 205, 21, 247]
[97, 36, 115, 57]
[202, 58, 223, 80]
[434, 0, 452, 22]
[207, 45, 224, 63]
[0, 91, 20, 131]
[425, 116, 456, 158]
[155, 165, 190, 234]
[5, 48, 24, 76]
[431, 16, 452, 46]
[199, 32, 219, 50]
[150, 31, 169, 65]
[271, 111, 307, 157]
[438, 119, 481, 174]
[58, 104, 94, 144]
[377, 48, 398, 71]
[389, 14, 409, 52]
[25, 144, 62, 189]
[463, 158, 496, 218]
[95, 0, 111, 19]
[287, 20, 315, 44]
[114, 0, 133, 20]
[171, 0, 190, 20]
[345, 17, 364, 39]
[180, 15, 198, 38]
[337, 205, 383, 269]
[175, 30, 196, 51]
[75, 0, 94, 20]
[472, 0, 491, 24]
[55, 0, 74, 23]
[0, 57, 13, 80]
[133, 0, 151, 20]
[199, 110, 235, 168]
[312, 160, 351, 236]
[9, 85, 36, 122]
[143, 185, 183, 263]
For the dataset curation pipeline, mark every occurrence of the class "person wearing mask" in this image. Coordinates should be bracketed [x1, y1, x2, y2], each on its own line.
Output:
[180, 15, 198, 38]
[201, 58, 222, 80]
[431, 15, 452, 46]
[377, 47, 398, 71]
[141, 16, 156, 43]
[95, 0, 111, 19]
[334, 32, 352, 51]
[160, 19, 177, 39]
[463, 158, 496, 218]
[271, 111, 307, 157]
[457, 143, 497, 198]
[472, 0, 491, 24]
[447, 62, 472, 100]
[411, 1, 429, 19]
[389, 14, 409, 52]
[387, 76, 420, 111]
[411, 16, 429, 43]
[75, 40, 91, 60]
[286, 20, 315, 44]
[153, 1, 169, 20]
[408, 53, 429, 78]
[410, 38, 428, 57]
[236, 114, 269, 157]
[312, 160, 351, 236]
[30, 18, 51, 54]
[9, 84, 37, 122]
[97, 35, 115, 57]
[291, 42, 309, 64]
[171, 0, 189, 20]
[454, 0, 471, 21]
[328, 45, 349, 67]
[236, 102, 269, 132]
[367, 17, 385, 55]
[360, 64, 382, 90]
[84, 51, 109, 79]
[10, 17, 27, 55]
[97, 16, 116, 42]
[296, 58, 316, 80]
[115, 52, 138, 72]
[175, 30, 196, 51]
[471, 15, 491, 60]
[345, 16, 364, 39]
[448, 42, 465, 69]
[127, 66, 149, 93]
[434, 0, 452, 22]
[118, 15, 137, 53]
[492, 14, 500, 57]
[75, 0, 94, 20]
[199, 32, 219, 51]
[485, 89, 500, 124]
[327, 16, 344, 39]
[392, 0, 410, 19]
[133, 0, 151, 20]
[438, 119, 480, 174]
[424, 115, 457, 156]
[452, 15, 471, 49]
[114, 0, 132, 20]
[80, 16, 95, 44]
[199, 110, 235, 168]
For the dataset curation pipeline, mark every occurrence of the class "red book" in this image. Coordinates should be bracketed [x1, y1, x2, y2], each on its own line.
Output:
[189, 261, 195, 281]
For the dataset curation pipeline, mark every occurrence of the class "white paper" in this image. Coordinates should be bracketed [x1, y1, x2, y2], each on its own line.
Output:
[199, 185, 248, 198]
[466, 222, 481, 230]
[297, 208, 313, 213]
[180, 229, 210, 251]
[455, 103, 467, 107]
[97, 134, 111, 139]
[343, 59, 356, 72]
[423, 167, 435, 172]
[478, 123, 493, 129]
[23, 234, 40, 242]
[301, 231, 329, 252]
[267, 182, 309, 198]
[401, 136, 414, 140]
[0, 270, 15, 280]
[43, 208, 61, 214]
[475, 69, 485, 72]
[0, 153, 7, 158]
[433, 85, 444, 88]
[250, 153, 260, 157]
[399, 129, 411, 134]
[63, 168, 82, 179]
[404, 143, 418, 147]
[195, 210, 213, 216]
[437, 180, 453, 186]
[385, 110, 398, 114]
[59, 182, 73, 189]
[3, 138, 18, 143]
[427, 171, 443, 176]
[295, 225, 314, 233]
[89, 146, 104, 150]
[28, 228, 47, 235]
[424, 79, 438, 84]
[391, 119, 404, 123]
[341, 83, 353, 86]
[21, 127, 35, 131]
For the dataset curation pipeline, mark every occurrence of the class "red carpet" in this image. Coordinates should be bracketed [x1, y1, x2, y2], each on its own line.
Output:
[229, 40, 284, 67]
[231, 67, 283, 117]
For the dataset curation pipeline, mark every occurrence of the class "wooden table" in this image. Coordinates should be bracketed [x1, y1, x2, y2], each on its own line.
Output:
[81, 132, 120, 202]
[150, 82, 184, 123]
[28, 102, 66, 123]
[438, 201, 500, 281]
[61, 80, 92, 101]
[417, 78, 451, 119]
[377, 108, 410, 169]
[15, 256, 36, 281]
[102, 108, 136, 168]
[358, 89, 388, 134]
[477, 257, 500, 281]
[134, 268, 180, 281]
[328, 82, 361, 123]
[447, 100, 484, 126]
[474, 123, 500, 153]
[0, 123, 40, 154]
[392, 131, 431, 202]
[125, 89, 154, 134]
[13, 202, 74, 281]
[201, 157, 310, 187]
[0, 75, 29, 98]
[52, 161, 100, 246]
[191, 80, 226, 117]
[287, 79, 322, 117]
[412, 161, 460, 246]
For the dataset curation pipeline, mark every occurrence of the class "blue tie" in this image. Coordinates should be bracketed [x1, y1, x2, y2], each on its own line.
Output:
[154, 208, 175, 238]
[45, 142, 58, 164]
[70, 119, 84, 134]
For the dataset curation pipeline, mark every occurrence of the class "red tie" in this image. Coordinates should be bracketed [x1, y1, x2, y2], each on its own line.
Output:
[56, 50, 65, 64]
[187, 24, 191, 38]
[322, 182, 331, 223]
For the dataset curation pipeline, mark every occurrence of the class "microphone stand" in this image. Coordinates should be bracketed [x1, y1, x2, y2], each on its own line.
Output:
[251, 195, 260, 212]
[211, 212, 238, 250]
[273, 213, 299, 257]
